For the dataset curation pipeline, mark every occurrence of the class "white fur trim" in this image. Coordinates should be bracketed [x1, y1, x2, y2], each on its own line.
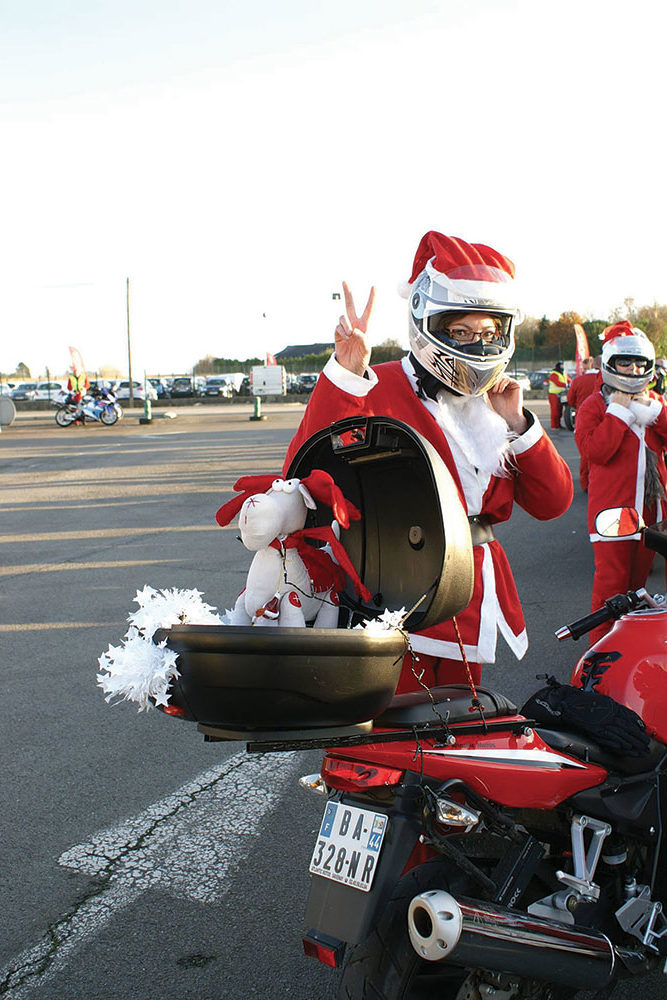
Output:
[508, 409, 543, 456]
[409, 633, 482, 661]
[496, 615, 528, 659]
[397, 279, 412, 299]
[476, 545, 499, 662]
[589, 533, 641, 543]
[606, 401, 635, 425]
[647, 398, 662, 423]
[425, 259, 515, 307]
[409, 548, 526, 664]
[629, 398, 660, 426]
[632, 424, 646, 513]
[322, 354, 378, 396]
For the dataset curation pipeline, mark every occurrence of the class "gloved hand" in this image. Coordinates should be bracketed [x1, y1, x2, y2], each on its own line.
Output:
[521, 680, 651, 757]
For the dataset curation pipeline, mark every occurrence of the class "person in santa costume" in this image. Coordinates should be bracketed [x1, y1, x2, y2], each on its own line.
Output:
[284, 230, 573, 694]
[574, 322, 667, 646]
[567, 356, 603, 490]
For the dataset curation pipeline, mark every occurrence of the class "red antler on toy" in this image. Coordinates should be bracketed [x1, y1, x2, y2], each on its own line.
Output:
[215, 474, 279, 526]
[300, 470, 361, 530]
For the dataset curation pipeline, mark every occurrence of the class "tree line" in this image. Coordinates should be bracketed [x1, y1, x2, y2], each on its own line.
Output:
[7, 300, 665, 382]
[195, 300, 667, 373]
[515, 300, 667, 362]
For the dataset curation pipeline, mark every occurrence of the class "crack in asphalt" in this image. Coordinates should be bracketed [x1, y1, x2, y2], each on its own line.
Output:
[0, 750, 296, 998]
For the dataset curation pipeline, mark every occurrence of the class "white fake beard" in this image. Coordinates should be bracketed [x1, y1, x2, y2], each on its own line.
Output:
[434, 391, 515, 476]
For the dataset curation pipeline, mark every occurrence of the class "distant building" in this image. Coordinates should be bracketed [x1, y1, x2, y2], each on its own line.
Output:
[275, 343, 333, 361]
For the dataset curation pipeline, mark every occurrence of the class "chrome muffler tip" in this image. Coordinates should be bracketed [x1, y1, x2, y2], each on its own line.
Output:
[407, 890, 462, 961]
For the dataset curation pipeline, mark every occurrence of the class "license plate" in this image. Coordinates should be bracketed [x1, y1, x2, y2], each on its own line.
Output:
[309, 801, 388, 893]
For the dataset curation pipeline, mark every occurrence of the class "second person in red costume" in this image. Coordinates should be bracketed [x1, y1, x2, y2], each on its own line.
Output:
[575, 322, 667, 646]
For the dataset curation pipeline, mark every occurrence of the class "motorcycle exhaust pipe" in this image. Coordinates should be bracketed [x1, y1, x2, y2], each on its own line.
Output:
[408, 891, 616, 991]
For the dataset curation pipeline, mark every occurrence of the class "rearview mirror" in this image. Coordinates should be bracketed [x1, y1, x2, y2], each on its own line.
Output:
[595, 507, 643, 538]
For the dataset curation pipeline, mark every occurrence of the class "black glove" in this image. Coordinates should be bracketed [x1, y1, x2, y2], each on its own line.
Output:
[521, 680, 651, 757]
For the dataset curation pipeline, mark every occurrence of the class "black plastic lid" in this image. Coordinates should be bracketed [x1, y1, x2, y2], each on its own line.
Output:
[286, 416, 473, 631]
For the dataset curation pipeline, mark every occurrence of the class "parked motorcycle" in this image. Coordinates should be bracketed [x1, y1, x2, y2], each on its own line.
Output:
[54, 387, 122, 426]
[297, 508, 666, 999]
[153, 417, 666, 1000]
[560, 389, 575, 431]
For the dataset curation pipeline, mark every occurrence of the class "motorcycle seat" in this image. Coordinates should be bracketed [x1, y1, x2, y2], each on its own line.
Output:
[375, 684, 518, 728]
[535, 727, 667, 776]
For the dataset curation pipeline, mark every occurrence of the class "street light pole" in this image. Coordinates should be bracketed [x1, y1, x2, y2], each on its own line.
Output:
[126, 277, 134, 406]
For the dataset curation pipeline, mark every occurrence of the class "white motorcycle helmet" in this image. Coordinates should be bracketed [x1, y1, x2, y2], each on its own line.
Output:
[404, 231, 522, 397]
[600, 322, 655, 394]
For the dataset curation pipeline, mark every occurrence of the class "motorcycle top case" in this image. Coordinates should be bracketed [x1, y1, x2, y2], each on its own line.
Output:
[155, 416, 474, 740]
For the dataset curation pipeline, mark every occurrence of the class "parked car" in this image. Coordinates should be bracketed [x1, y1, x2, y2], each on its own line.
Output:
[11, 381, 39, 400]
[147, 378, 171, 399]
[0, 382, 16, 396]
[528, 370, 550, 390]
[170, 376, 197, 397]
[297, 373, 319, 392]
[114, 380, 157, 401]
[202, 376, 233, 398]
[34, 380, 67, 401]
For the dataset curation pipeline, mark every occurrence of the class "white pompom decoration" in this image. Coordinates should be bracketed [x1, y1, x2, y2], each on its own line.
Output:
[97, 586, 224, 711]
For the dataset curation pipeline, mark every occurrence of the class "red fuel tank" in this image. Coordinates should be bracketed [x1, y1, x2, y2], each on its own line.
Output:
[569, 609, 667, 744]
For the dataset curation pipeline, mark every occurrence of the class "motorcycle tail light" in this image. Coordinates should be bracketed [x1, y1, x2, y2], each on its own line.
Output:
[321, 757, 404, 791]
[302, 930, 345, 968]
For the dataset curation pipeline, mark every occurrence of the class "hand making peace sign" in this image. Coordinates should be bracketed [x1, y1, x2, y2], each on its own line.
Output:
[334, 281, 376, 377]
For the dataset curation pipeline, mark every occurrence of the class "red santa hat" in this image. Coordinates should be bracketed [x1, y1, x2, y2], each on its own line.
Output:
[599, 321, 643, 345]
[398, 231, 516, 300]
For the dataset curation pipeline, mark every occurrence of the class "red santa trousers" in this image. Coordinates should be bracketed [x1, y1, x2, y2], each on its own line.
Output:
[548, 393, 562, 429]
[589, 539, 655, 646]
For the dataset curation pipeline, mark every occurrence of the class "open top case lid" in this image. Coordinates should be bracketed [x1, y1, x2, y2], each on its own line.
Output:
[287, 416, 474, 632]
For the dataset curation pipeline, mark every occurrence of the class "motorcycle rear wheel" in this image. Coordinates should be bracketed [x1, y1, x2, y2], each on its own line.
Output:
[55, 407, 76, 426]
[337, 860, 576, 1000]
[563, 404, 575, 431]
[100, 406, 119, 425]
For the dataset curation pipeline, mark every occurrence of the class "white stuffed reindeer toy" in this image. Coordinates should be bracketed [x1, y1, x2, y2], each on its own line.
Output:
[215, 470, 371, 628]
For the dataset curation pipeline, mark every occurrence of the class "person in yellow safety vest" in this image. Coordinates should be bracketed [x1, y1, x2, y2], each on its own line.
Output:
[67, 369, 89, 399]
[548, 361, 570, 430]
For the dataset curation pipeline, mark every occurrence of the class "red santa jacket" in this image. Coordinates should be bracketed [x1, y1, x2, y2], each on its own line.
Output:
[284, 360, 573, 664]
[567, 371, 602, 409]
[574, 388, 667, 539]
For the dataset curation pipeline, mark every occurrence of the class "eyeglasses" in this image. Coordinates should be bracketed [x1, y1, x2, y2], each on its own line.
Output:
[614, 357, 650, 373]
[447, 326, 500, 344]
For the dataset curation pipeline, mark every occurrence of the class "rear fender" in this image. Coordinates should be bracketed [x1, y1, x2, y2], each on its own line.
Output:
[304, 787, 423, 947]
[334, 724, 608, 809]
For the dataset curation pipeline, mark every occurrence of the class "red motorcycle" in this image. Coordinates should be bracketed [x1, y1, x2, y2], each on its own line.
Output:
[156, 419, 667, 1000]
[295, 509, 667, 999]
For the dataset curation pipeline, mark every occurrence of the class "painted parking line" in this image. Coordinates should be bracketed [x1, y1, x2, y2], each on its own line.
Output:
[0, 750, 296, 998]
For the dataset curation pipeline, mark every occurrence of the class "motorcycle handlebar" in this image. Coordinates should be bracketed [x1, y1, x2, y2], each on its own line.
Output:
[555, 591, 646, 641]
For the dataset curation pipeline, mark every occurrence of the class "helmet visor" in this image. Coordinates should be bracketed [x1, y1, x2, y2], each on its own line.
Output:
[424, 309, 512, 356]
[609, 355, 651, 374]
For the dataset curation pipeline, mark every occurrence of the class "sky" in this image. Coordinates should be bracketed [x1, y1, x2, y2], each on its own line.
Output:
[1, 0, 666, 378]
